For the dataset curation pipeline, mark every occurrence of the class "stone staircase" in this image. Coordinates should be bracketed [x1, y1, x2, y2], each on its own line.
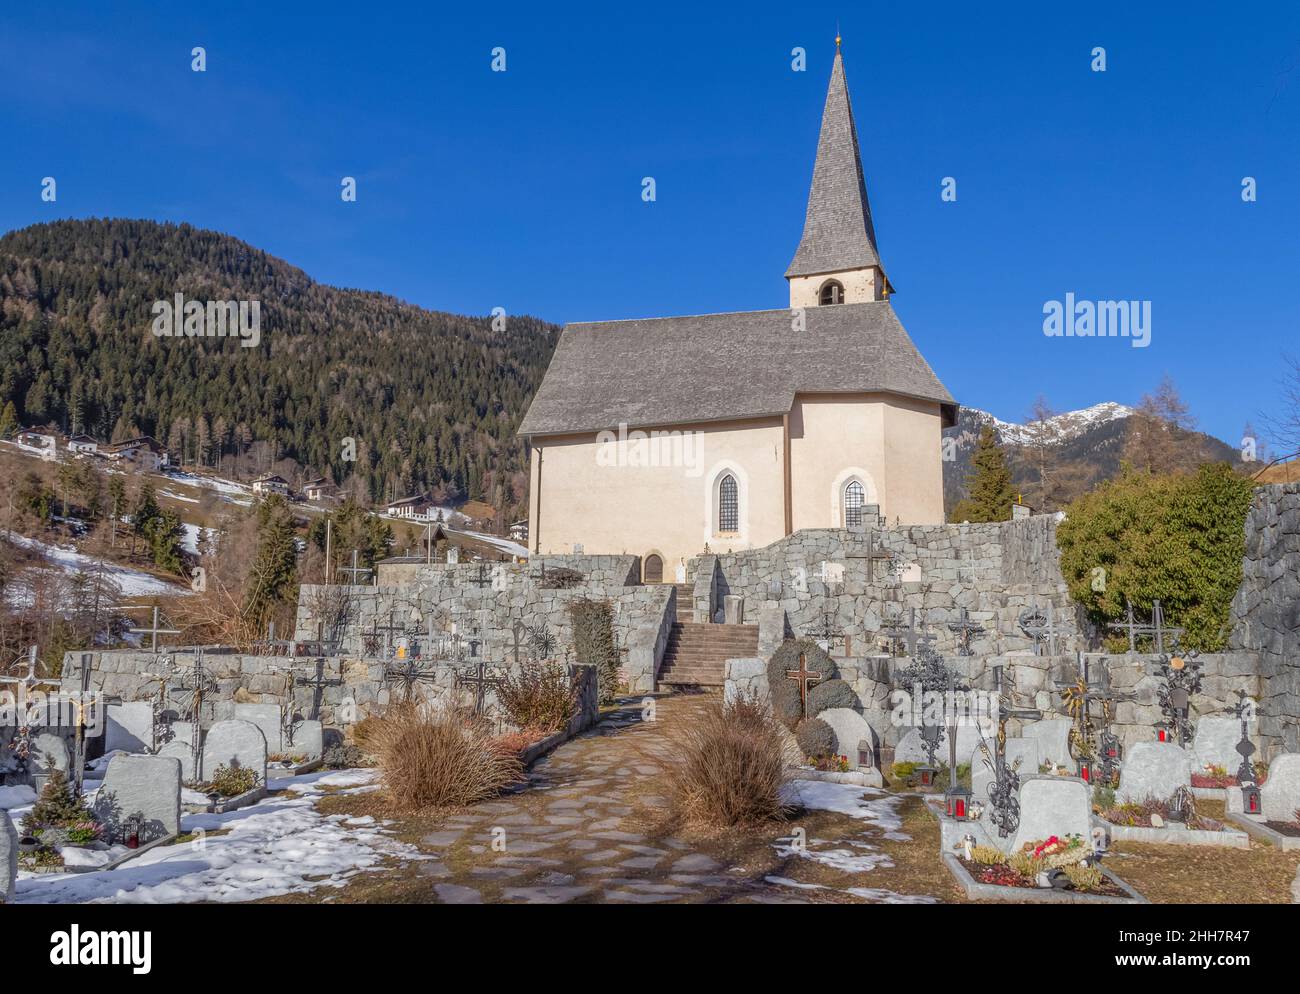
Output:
[672, 583, 695, 622]
[657, 619, 759, 689]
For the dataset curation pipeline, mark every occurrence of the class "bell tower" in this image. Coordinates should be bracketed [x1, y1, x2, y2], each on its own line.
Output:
[786, 39, 893, 309]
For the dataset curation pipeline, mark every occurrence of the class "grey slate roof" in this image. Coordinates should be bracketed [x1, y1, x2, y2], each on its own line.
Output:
[786, 51, 886, 282]
[517, 301, 956, 437]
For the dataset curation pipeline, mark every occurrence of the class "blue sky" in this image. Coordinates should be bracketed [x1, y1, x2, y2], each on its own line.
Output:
[3, 2, 1299, 447]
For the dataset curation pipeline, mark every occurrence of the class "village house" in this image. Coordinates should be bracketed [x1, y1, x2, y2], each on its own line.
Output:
[251, 473, 291, 497]
[105, 436, 169, 472]
[302, 477, 340, 502]
[66, 433, 99, 455]
[385, 493, 433, 519]
[518, 47, 956, 579]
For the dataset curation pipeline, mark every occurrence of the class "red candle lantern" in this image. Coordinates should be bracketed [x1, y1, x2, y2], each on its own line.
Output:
[1242, 784, 1262, 816]
[945, 786, 972, 821]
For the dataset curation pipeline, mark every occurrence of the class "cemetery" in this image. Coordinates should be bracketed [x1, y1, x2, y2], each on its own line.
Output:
[1, 484, 1299, 905]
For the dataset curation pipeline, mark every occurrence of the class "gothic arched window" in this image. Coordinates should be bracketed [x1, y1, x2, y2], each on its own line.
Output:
[819, 280, 845, 306]
[843, 479, 865, 528]
[718, 474, 739, 532]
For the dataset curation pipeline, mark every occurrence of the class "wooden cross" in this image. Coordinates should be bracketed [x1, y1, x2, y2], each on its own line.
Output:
[336, 549, 372, 585]
[455, 659, 503, 716]
[785, 652, 823, 719]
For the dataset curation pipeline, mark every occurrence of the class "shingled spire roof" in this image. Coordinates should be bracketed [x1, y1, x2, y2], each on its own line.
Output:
[786, 50, 889, 286]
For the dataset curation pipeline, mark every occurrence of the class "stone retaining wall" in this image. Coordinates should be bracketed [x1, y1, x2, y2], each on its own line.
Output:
[1229, 483, 1300, 752]
[697, 516, 1076, 657]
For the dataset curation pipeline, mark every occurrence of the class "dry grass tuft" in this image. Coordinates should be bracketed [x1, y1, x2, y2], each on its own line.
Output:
[369, 702, 524, 812]
[668, 691, 790, 829]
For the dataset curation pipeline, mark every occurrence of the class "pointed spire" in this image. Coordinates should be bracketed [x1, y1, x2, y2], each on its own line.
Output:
[786, 47, 889, 288]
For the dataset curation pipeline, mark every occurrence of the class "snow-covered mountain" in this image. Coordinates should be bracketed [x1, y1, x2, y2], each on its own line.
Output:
[963, 402, 1135, 447]
[941, 401, 1238, 513]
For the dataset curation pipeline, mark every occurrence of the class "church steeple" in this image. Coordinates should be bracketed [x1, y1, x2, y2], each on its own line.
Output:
[786, 45, 892, 307]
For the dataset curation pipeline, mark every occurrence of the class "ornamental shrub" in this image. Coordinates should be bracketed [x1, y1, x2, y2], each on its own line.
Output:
[1056, 462, 1252, 651]
[809, 678, 858, 715]
[794, 717, 836, 759]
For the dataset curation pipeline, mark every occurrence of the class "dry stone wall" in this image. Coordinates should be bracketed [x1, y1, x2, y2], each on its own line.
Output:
[1229, 483, 1300, 752]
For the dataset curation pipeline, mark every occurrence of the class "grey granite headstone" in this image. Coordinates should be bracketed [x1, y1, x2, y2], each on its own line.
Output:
[1020, 719, 1073, 767]
[1117, 741, 1192, 804]
[200, 719, 268, 784]
[1, 812, 16, 904]
[157, 740, 196, 782]
[106, 701, 155, 753]
[1261, 753, 1300, 822]
[1191, 717, 1249, 773]
[233, 703, 283, 754]
[895, 724, 985, 766]
[31, 732, 70, 773]
[92, 754, 182, 845]
[1009, 775, 1093, 853]
[818, 708, 877, 766]
[291, 720, 324, 761]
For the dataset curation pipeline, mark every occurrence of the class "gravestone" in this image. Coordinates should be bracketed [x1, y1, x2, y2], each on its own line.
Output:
[1261, 753, 1300, 822]
[200, 719, 268, 785]
[1, 811, 16, 904]
[1191, 717, 1248, 772]
[1116, 741, 1192, 804]
[92, 754, 182, 846]
[1009, 775, 1093, 853]
[971, 738, 1039, 827]
[1020, 718, 1072, 767]
[106, 701, 155, 753]
[895, 724, 983, 766]
[818, 708, 878, 766]
[723, 595, 743, 625]
[157, 740, 196, 782]
[289, 720, 324, 761]
[232, 703, 284, 754]
[31, 732, 70, 773]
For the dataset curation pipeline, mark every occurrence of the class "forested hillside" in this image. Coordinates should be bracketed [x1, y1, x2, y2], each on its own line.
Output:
[0, 219, 560, 519]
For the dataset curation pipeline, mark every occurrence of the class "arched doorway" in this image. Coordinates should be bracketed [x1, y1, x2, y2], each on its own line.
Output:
[643, 554, 664, 584]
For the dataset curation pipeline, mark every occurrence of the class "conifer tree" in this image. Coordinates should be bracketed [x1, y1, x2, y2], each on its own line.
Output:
[951, 424, 1015, 522]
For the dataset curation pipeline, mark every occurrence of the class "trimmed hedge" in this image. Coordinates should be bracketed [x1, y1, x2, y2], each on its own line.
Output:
[794, 718, 837, 759]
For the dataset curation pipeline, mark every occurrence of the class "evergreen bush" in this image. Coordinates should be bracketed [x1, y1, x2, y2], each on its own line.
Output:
[569, 598, 619, 706]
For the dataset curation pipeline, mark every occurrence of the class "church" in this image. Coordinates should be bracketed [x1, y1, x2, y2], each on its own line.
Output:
[519, 45, 956, 580]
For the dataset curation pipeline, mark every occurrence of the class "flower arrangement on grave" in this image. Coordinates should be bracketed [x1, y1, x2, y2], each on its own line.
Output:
[268, 753, 309, 767]
[199, 764, 260, 798]
[809, 754, 851, 773]
[957, 834, 1115, 893]
[18, 764, 104, 866]
[1099, 793, 1223, 832]
[1191, 763, 1235, 788]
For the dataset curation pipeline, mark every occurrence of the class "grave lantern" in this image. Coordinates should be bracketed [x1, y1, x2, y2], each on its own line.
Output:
[945, 784, 972, 821]
[1077, 758, 1092, 783]
[1241, 784, 1262, 817]
[856, 739, 872, 770]
[916, 766, 937, 788]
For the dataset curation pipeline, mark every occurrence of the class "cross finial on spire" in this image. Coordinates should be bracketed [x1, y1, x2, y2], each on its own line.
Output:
[836, 23, 841, 50]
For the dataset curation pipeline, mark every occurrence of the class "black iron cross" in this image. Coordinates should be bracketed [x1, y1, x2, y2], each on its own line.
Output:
[455, 659, 503, 716]
[294, 657, 344, 721]
[469, 563, 492, 589]
[384, 658, 438, 702]
[946, 608, 984, 657]
[1225, 691, 1259, 783]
